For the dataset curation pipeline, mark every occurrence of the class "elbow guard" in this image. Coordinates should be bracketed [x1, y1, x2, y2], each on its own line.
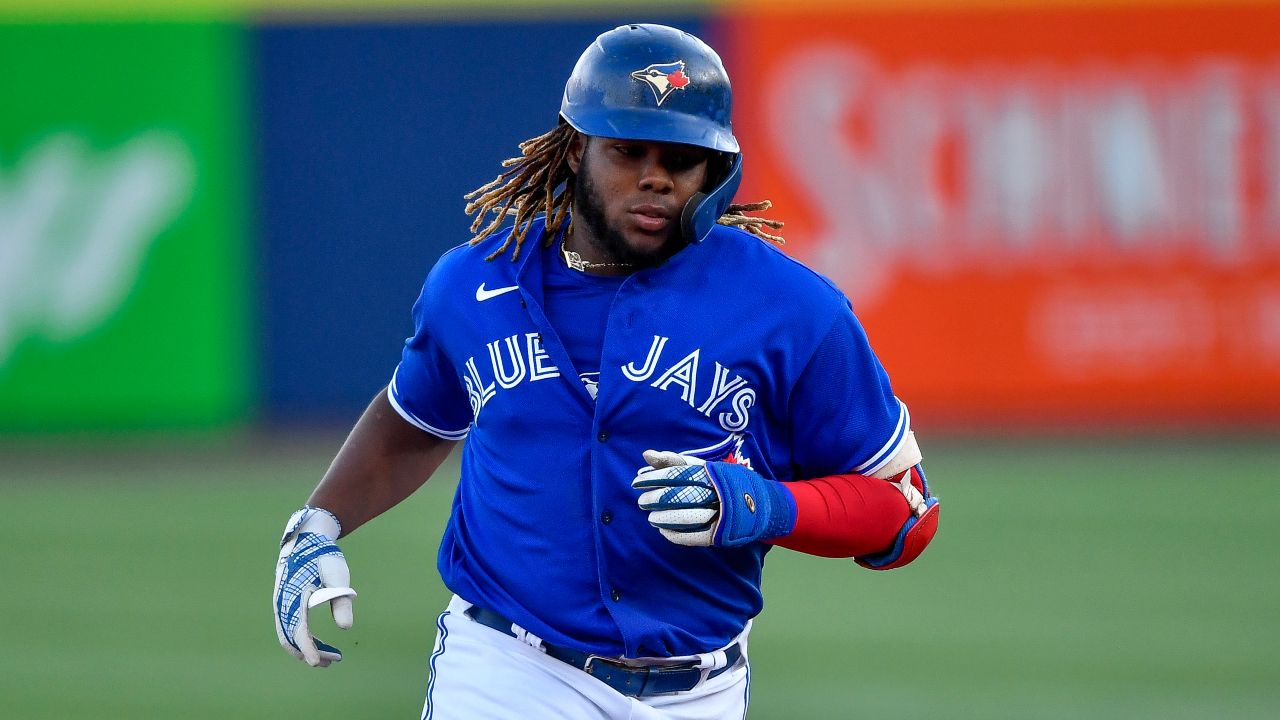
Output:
[855, 464, 939, 570]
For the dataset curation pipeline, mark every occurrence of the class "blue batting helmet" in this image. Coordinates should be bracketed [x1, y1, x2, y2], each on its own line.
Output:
[560, 24, 743, 244]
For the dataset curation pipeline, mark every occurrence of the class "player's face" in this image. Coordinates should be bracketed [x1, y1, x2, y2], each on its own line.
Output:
[569, 134, 711, 267]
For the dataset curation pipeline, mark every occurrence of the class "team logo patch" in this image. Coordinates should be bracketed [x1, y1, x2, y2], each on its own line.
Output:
[682, 432, 753, 471]
[579, 372, 600, 401]
[630, 61, 690, 106]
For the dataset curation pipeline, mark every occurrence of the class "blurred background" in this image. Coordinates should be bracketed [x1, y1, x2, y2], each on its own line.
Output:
[1, 1, 1277, 718]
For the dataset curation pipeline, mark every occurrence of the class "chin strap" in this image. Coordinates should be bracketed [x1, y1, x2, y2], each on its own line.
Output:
[681, 154, 743, 244]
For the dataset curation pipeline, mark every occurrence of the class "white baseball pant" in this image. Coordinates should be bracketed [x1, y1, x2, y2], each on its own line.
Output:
[421, 595, 751, 719]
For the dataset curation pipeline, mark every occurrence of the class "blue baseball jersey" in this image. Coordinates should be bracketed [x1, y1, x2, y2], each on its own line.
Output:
[389, 218, 910, 658]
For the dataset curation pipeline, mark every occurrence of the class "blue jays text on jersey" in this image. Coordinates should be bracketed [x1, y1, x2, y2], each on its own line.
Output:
[457, 332, 758, 433]
[389, 217, 911, 659]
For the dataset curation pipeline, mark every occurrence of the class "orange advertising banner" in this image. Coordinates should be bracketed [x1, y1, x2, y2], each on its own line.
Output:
[726, 3, 1280, 428]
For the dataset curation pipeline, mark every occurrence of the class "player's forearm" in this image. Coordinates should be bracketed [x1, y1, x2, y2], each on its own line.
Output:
[769, 474, 912, 558]
[306, 387, 457, 536]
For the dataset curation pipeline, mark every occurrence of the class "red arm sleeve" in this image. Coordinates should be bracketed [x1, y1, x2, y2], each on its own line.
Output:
[769, 473, 912, 558]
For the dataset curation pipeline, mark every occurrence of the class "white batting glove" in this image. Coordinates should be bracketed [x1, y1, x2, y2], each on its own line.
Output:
[272, 507, 357, 667]
[634, 449, 798, 548]
[634, 450, 715, 545]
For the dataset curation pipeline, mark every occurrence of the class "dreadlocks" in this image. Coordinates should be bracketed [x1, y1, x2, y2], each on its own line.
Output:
[463, 126, 784, 262]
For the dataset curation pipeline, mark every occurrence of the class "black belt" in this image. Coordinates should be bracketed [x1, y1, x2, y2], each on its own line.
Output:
[463, 605, 743, 698]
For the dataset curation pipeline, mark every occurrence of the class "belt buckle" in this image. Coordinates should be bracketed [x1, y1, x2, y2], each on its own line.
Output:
[583, 655, 660, 697]
[583, 654, 623, 676]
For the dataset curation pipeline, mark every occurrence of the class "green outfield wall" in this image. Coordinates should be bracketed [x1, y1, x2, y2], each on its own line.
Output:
[0, 24, 251, 430]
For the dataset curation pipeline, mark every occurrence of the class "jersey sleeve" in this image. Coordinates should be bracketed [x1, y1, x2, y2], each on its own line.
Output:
[387, 275, 472, 440]
[788, 300, 909, 479]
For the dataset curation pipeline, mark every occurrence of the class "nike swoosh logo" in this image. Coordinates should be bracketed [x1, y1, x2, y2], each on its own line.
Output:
[475, 283, 520, 302]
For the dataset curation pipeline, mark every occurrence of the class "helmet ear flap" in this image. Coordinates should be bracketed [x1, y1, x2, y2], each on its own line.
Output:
[681, 153, 742, 244]
[679, 192, 708, 244]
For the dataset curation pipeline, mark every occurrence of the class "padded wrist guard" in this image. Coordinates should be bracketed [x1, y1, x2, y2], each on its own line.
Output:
[704, 461, 797, 546]
[855, 464, 939, 570]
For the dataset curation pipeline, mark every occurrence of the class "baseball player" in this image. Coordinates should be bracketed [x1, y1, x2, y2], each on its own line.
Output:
[272, 23, 939, 719]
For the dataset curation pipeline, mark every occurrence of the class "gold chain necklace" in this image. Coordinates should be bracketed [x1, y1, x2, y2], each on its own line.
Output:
[561, 247, 635, 273]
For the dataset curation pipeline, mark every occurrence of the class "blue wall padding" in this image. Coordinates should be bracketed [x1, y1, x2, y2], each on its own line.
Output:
[255, 17, 707, 423]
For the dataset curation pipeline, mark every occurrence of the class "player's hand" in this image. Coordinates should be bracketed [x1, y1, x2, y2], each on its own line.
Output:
[632, 450, 796, 547]
[272, 507, 358, 667]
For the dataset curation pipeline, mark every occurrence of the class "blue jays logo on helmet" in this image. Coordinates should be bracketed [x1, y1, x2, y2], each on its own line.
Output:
[560, 24, 737, 154]
[630, 61, 691, 106]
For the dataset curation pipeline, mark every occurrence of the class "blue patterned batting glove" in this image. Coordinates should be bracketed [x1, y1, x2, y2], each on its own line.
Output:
[632, 450, 797, 547]
[273, 507, 357, 667]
